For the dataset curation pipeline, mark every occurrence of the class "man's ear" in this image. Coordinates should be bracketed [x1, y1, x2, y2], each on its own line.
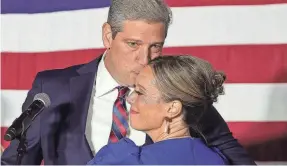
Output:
[102, 22, 113, 49]
[166, 100, 182, 119]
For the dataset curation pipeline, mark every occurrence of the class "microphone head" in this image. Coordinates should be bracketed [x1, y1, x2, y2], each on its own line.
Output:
[4, 128, 16, 141]
[33, 93, 51, 107]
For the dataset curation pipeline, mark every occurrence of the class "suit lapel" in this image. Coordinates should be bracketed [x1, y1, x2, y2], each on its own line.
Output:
[69, 56, 102, 158]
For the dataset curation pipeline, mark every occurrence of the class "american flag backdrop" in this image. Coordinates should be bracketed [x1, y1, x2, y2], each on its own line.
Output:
[1, 0, 287, 163]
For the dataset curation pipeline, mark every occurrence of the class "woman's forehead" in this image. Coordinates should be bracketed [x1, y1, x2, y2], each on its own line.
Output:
[136, 67, 156, 89]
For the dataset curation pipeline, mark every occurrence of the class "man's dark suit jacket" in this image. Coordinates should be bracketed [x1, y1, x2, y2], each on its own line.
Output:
[1, 56, 256, 165]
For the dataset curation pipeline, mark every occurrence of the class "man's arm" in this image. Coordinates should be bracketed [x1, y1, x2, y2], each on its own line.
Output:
[197, 105, 256, 165]
[1, 73, 43, 165]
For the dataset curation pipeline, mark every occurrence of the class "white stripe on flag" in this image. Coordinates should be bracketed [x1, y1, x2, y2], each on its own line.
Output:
[1, 4, 287, 52]
[1, 83, 287, 126]
[214, 83, 287, 121]
[1, 90, 28, 127]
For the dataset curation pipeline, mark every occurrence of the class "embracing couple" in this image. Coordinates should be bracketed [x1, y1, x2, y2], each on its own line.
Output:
[1, 0, 255, 165]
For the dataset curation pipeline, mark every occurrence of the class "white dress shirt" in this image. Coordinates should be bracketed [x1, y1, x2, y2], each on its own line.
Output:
[85, 52, 146, 155]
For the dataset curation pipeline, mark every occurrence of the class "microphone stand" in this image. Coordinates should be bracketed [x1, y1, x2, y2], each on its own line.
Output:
[15, 116, 32, 165]
[16, 130, 28, 165]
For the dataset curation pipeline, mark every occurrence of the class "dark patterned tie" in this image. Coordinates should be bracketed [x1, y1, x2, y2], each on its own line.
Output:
[109, 86, 130, 143]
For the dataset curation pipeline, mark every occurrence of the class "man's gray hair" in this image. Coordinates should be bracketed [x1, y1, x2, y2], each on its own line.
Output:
[107, 0, 172, 38]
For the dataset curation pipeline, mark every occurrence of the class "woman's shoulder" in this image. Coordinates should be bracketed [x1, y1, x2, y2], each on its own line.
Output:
[141, 138, 227, 165]
[95, 137, 139, 158]
[191, 138, 228, 164]
[87, 137, 227, 165]
[87, 138, 141, 165]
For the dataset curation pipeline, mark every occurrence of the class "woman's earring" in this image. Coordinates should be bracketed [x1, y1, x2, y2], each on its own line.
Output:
[164, 120, 170, 134]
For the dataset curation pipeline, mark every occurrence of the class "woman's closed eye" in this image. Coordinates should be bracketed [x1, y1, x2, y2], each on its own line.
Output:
[135, 90, 144, 96]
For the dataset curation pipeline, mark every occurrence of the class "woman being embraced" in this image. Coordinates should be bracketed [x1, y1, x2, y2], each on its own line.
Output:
[88, 55, 228, 165]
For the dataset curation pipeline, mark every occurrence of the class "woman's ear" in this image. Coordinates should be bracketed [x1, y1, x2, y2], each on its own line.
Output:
[166, 100, 182, 119]
[102, 22, 113, 49]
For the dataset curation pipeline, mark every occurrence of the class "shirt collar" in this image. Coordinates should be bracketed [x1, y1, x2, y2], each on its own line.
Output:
[95, 51, 120, 97]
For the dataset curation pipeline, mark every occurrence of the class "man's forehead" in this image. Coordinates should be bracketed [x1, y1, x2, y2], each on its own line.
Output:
[120, 21, 165, 41]
[122, 20, 165, 28]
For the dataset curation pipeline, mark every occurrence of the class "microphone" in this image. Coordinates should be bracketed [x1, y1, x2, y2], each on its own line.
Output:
[4, 93, 51, 141]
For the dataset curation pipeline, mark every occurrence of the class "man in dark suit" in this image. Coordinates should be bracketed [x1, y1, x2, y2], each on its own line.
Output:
[1, 0, 255, 165]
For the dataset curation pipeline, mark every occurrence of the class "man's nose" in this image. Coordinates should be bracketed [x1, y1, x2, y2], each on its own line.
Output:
[137, 47, 149, 66]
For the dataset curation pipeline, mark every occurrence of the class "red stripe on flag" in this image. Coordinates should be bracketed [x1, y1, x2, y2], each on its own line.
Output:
[228, 122, 287, 146]
[1, 44, 287, 90]
[228, 122, 287, 161]
[165, 0, 287, 7]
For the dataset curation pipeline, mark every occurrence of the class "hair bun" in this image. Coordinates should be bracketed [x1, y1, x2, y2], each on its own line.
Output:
[210, 71, 226, 102]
